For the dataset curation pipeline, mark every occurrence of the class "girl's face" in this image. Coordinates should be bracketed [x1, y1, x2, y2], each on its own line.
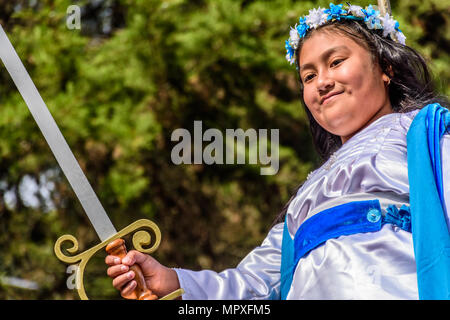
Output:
[299, 31, 392, 143]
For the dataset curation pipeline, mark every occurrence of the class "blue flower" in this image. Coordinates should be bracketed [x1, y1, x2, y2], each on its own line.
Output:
[285, 40, 295, 60]
[296, 17, 310, 38]
[362, 5, 381, 29]
[361, 5, 379, 21]
[324, 3, 347, 21]
[367, 16, 382, 29]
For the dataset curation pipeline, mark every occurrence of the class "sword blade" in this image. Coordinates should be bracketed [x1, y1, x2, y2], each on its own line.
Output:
[377, 0, 392, 15]
[0, 25, 116, 241]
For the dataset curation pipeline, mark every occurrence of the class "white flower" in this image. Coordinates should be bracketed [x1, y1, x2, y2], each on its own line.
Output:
[305, 7, 327, 28]
[380, 13, 397, 37]
[286, 52, 292, 64]
[347, 5, 364, 17]
[289, 25, 300, 48]
[396, 31, 406, 45]
[286, 53, 295, 65]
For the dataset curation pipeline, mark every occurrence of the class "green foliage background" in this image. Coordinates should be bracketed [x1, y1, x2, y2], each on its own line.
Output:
[0, 0, 448, 299]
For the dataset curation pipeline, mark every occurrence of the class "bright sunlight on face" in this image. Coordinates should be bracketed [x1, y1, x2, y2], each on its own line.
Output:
[299, 30, 393, 144]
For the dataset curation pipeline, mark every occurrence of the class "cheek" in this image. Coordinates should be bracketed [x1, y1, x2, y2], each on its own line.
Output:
[343, 65, 387, 109]
[336, 63, 366, 92]
[302, 86, 317, 112]
[302, 88, 322, 124]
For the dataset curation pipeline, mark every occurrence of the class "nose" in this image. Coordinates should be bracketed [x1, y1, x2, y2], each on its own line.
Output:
[316, 70, 334, 94]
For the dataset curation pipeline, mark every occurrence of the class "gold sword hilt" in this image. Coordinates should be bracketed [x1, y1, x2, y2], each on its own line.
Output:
[54, 219, 184, 300]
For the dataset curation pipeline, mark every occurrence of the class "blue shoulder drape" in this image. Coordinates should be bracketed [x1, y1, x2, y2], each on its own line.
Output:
[407, 103, 450, 300]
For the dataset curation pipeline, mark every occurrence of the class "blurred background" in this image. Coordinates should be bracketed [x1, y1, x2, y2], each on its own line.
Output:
[0, 0, 448, 299]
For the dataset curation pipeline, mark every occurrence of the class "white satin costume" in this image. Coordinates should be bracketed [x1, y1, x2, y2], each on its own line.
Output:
[173, 110, 450, 299]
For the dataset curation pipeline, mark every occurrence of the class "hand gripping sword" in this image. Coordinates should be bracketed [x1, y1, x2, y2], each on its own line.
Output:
[0, 25, 184, 300]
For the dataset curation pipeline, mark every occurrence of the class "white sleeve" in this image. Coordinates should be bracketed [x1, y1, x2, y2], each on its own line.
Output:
[173, 223, 283, 300]
[441, 133, 450, 232]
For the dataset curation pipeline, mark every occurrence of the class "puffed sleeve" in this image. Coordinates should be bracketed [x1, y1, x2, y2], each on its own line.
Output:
[173, 223, 283, 300]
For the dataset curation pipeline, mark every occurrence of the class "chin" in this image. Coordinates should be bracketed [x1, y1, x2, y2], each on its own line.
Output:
[323, 121, 354, 136]
[325, 123, 358, 139]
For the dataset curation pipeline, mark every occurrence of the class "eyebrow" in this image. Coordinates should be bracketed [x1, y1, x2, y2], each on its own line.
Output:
[299, 45, 350, 72]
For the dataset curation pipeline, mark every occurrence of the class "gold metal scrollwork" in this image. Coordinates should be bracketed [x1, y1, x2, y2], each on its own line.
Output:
[54, 219, 184, 300]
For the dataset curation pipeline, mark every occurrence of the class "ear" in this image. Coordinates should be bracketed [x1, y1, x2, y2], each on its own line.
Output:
[382, 64, 394, 84]
[382, 72, 391, 86]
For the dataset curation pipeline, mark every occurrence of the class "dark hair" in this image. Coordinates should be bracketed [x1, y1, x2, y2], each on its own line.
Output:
[272, 19, 449, 226]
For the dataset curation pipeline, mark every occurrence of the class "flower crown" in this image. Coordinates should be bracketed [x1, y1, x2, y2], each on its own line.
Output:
[285, 2, 406, 65]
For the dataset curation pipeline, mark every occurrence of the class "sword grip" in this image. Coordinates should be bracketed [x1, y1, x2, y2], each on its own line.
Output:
[106, 238, 158, 300]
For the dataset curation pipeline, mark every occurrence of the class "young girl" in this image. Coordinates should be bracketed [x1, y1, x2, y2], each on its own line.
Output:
[105, 3, 450, 300]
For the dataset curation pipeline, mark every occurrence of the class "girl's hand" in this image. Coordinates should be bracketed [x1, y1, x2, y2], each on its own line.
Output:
[105, 250, 181, 299]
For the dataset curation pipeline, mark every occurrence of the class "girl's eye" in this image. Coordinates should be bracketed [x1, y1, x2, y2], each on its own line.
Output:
[330, 58, 344, 67]
[303, 74, 315, 83]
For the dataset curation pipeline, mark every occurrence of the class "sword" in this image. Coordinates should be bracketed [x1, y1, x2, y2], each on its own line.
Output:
[377, 0, 392, 16]
[0, 24, 183, 300]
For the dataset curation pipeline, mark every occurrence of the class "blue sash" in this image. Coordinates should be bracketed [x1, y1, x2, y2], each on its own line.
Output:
[407, 103, 450, 300]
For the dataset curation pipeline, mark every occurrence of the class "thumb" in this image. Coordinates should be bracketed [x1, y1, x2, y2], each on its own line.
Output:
[122, 250, 149, 266]
[122, 250, 160, 279]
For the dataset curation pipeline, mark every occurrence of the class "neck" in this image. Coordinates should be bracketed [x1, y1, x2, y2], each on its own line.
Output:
[340, 100, 393, 144]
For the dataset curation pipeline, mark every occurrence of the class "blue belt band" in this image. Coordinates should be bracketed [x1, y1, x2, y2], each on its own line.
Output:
[279, 199, 411, 300]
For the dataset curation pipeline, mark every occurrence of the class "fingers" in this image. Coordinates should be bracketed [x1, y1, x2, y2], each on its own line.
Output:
[105, 254, 129, 279]
[105, 254, 133, 292]
[121, 250, 148, 266]
[121, 279, 137, 298]
[112, 270, 136, 291]
[105, 252, 142, 293]
[105, 251, 153, 270]
[107, 264, 129, 278]
[105, 255, 121, 266]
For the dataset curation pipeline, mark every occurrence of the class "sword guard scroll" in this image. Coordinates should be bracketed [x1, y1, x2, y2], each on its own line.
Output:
[54, 219, 184, 300]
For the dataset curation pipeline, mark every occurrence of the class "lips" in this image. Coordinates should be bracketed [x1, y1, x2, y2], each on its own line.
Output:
[320, 91, 343, 105]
